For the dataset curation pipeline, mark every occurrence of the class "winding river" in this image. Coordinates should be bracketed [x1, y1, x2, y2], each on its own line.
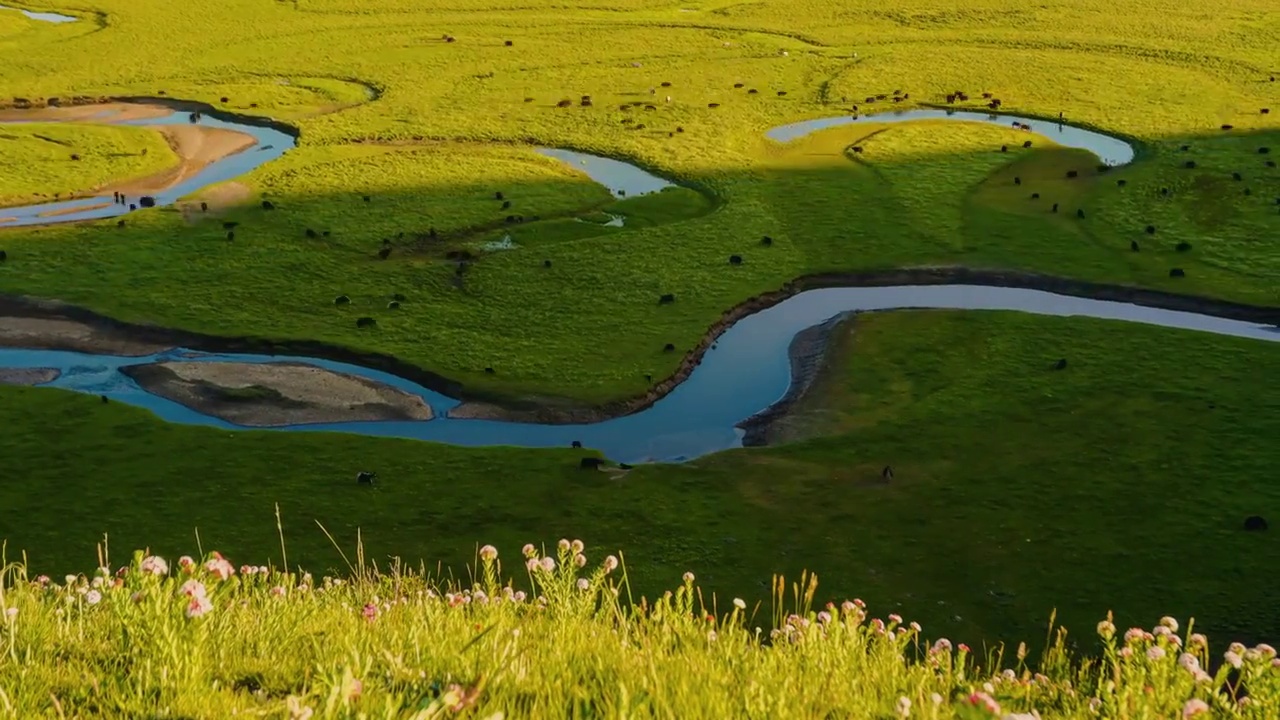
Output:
[2, 103, 1275, 464]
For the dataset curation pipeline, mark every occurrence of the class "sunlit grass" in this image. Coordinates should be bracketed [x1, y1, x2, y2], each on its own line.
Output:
[0, 122, 175, 207]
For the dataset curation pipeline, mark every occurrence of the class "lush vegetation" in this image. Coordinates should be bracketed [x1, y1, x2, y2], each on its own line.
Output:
[1, 545, 1276, 718]
[0, 122, 174, 208]
[4, 311, 1278, 652]
[0, 0, 1276, 403]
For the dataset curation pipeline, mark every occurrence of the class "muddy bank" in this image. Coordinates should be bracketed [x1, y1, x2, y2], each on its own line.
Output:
[736, 312, 854, 447]
[0, 367, 58, 385]
[2, 267, 1280, 426]
[121, 361, 433, 427]
[0, 313, 172, 355]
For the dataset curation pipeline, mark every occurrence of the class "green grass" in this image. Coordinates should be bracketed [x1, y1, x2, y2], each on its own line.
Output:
[0, 0, 1276, 404]
[0, 122, 175, 208]
[1, 551, 1269, 719]
[3, 310, 1278, 652]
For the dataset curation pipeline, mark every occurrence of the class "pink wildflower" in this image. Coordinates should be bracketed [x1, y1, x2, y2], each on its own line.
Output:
[521, 543, 536, 558]
[1147, 646, 1166, 661]
[958, 643, 971, 654]
[576, 578, 590, 591]
[1159, 616, 1180, 633]
[178, 556, 196, 574]
[1097, 620, 1116, 639]
[1188, 633, 1207, 647]
[525, 558, 539, 572]
[1182, 699, 1209, 718]
[204, 552, 234, 581]
[574, 553, 587, 568]
[35, 575, 50, 586]
[817, 610, 832, 625]
[682, 571, 695, 584]
[1124, 627, 1146, 643]
[4, 607, 16, 620]
[362, 603, 378, 622]
[604, 555, 619, 573]
[539, 557, 555, 573]
[1224, 651, 1243, 669]
[966, 691, 1001, 715]
[479, 545, 498, 562]
[1257, 644, 1277, 659]
[888, 613, 902, 624]
[271, 586, 286, 597]
[557, 538, 571, 552]
[180, 579, 207, 599]
[931, 638, 953, 654]
[140, 556, 168, 576]
[570, 539, 584, 554]
[186, 595, 213, 618]
[84, 590, 102, 606]
[349, 679, 363, 699]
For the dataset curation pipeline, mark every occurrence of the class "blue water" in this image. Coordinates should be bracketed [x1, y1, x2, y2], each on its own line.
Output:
[767, 108, 1136, 166]
[0, 4, 77, 23]
[4, 286, 1276, 463]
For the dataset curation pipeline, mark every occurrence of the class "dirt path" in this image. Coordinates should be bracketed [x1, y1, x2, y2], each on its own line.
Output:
[122, 361, 435, 427]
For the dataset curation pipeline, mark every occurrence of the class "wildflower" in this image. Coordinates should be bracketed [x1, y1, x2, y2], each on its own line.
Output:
[841, 600, 856, 614]
[178, 556, 196, 573]
[479, 544, 498, 562]
[604, 555, 619, 573]
[473, 590, 488, 604]
[853, 598, 866, 608]
[1124, 627, 1146, 643]
[930, 693, 943, 706]
[90, 577, 105, 589]
[817, 611, 832, 625]
[525, 558, 539, 573]
[1256, 643, 1276, 658]
[35, 575, 49, 586]
[558, 538, 571, 552]
[733, 598, 746, 610]
[967, 691, 1001, 715]
[85, 590, 102, 606]
[131, 591, 144, 604]
[1088, 698, 1102, 713]
[910, 621, 922, 633]
[186, 595, 213, 618]
[362, 603, 378, 622]
[1245, 648, 1262, 663]
[1146, 646, 1166, 661]
[571, 539, 584, 554]
[539, 557, 555, 573]
[349, 679, 363, 699]
[1159, 616, 1180, 633]
[1229, 641, 1246, 655]
[707, 630, 718, 642]
[180, 580, 207, 599]
[931, 638, 953, 654]
[240, 565, 254, 576]
[63, 574, 77, 586]
[682, 572, 695, 584]
[271, 586, 286, 597]
[888, 613, 903, 624]
[1178, 653, 1200, 673]
[4, 607, 16, 620]
[576, 578, 590, 591]
[442, 684, 480, 713]
[1224, 651, 1243, 669]
[958, 643, 971, 654]
[514, 591, 527, 602]
[1095, 619, 1116, 639]
[896, 696, 911, 718]
[522, 544, 536, 558]
[1182, 699, 1209, 718]
[286, 696, 314, 720]
[574, 553, 587, 568]
[139, 556, 168, 576]
[1188, 633, 1207, 648]
[204, 552, 234, 581]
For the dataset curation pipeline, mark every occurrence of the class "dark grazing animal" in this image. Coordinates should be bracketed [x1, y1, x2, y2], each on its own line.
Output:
[572, 441, 582, 449]
[1176, 242, 1193, 252]
[1169, 268, 1185, 277]
[261, 200, 275, 210]
[356, 471, 376, 485]
[580, 457, 603, 470]
[1146, 225, 1156, 234]
[356, 316, 377, 328]
[378, 247, 392, 260]
[882, 466, 894, 481]
[729, 255, 743, 265]
[0, 250, 6, 263]
[1130, 240, 1140, 252]
[334, 295, 350, 305]
[226, 231, 235, 241]
[200, 202, 208, 212]
[1054, 358, 1067, 370]
[658, 293, 675, 304]
[1065, 170, 1078, 179]
[305, 228, 318, 239]
[1076, 208, 1085, 219]
[543, 259, 552, 268]
[761, 235, 773, 246]
[663, 343, 676, 352]
[1244, 516, 1269, 531]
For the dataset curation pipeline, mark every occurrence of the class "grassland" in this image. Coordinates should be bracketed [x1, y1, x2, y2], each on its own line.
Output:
[4, 310, 1278, 652]
[0, 122, 174, 207]
[0, 0, 1276, 405]
[4, 551, 1271, 719]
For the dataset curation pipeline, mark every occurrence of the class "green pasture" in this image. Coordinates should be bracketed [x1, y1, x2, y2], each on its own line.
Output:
[3, 310, 1277, 650]
[0, 122, 174, 208]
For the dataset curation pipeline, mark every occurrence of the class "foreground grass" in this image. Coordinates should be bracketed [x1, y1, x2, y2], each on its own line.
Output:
[3, 311, 1277, 651]
[0, 546, 1275, 719]
[0, 122, 174, 207]
[0, 0, 1277, 404]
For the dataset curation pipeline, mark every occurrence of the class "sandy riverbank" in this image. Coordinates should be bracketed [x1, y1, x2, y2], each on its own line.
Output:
[0, 315, 172, 356]
[0, 367, 59, 385]
[121, 361, 435, 427]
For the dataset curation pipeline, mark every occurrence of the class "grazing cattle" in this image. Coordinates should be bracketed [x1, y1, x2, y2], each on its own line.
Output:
[982, 92, 992, 99]
[1001, 145, 1008, 152]
[761, 235, 773, 246]
[392, 293, 406, 302]
[1184, 161, 1196, 169]
[1221, 124, 1233, 130]
[1014, 176, 1021, 185]
[1180, 145, 1190, 151]
[1051, 203, 1059, 213]
[189, 112, 200, 123]
[543, 259, 552, 268]
[1233, 172, 1243, 181]
[502, 200, 511, 210]
[334, 295, 350, 305]
[200, 201, 208, 212]
[356, 317, 377, 328]
[0, 250, 5, 263]
[580, 457, 603, 470]
[1169, 268, 1185, 277]
[378, 247, 391, 260]
[1023, 140, 1032, 148]
[1117, 179, 1127, 187]
[644, 105, 656, 111]
[1160, 187, 1170, 196]
[644, 374, 651, 382]
[658, 293, 675, 304]
[619, 463, 634, 470]
[139, 196, 156, 208]
[1054, 358, 1067, 370]
[504, 40, 513, 46]
[1130, 240, 1140, 252]
[101, 395, 109, 404]
[729, 255, 743, 265]
[1176, 242, 1193, 252]
[581, 98, 592, 107]
[445, 36, 455, 43]
[1244, 188, 1252, 196]
[494, 191, 505, 201]
[1146, 225, 1156, 234]
[1259, 147, 1271, 154]
[876, 94, 887, 100]
[305, 228, 318, 239]
[356, 471, 376, 485]
[1263, 109, 1271, 115]
[708, 103, 720, 108]
[557, 99, 572, 108]
[663, 343, 675, 352]
[387, 301, 400, 310]
[852, 146, 863, 154]
[882, 466, 894, 481]
[661, 81, 672, 87]
[226, 231, 235, 241]
[676, 126, 684, 133]
[1065, 170, 1078, 179]
[1096, 165, 1110, 173]
[748, 89, 758, 94]
[382, 238, 391, 246]
[70, 154, 81, 161]
[220, 97, 229, 103]
[1244, 516, 1269, 531]
[570, 440, 584, 449]
[1267, 161, 1277, 168]
[1030, 193, 1040, 199]
[525, 97, 534, 103]
[1076, 208, 1085, 219]
[946, 94, 956, 104]
[262, 200, 275, 210]
[484, 367, 495, 374]
[777, 91, 787, 97]
[117, 220, 125, 228]
[734, 83, 744, 88]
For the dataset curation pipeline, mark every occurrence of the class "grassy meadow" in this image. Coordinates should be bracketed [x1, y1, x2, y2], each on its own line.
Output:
[0, 0, 1276, 403]
[0, 122, 174, 208]
[3, 310, 1278, 653]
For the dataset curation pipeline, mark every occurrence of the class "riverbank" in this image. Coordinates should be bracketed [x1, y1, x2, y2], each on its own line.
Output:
[3, 267, 1279, 427]
[120, 360, 434, 427]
